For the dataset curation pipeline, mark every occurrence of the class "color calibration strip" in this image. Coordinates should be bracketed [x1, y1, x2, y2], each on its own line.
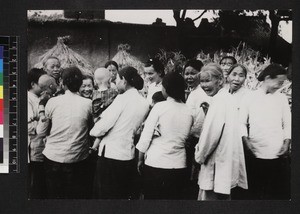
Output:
[0, 46, 3, 166]
[0, 36, 19, 173]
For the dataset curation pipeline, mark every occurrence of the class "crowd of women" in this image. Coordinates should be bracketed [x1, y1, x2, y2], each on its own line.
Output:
[28, 54, 291, 200]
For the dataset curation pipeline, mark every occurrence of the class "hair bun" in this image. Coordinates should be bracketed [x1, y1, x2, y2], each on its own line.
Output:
[118, 66, 144, 90]
[132, 75, 144, 90]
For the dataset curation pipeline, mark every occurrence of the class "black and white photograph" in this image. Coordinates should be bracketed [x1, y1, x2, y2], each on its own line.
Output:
[27, 9, 292, 200]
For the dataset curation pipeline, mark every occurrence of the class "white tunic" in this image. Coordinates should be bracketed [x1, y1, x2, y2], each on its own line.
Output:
[239, 89, 291, 159]
[195, 88, 248, 195]
[186, 85, 211, 138]
[90, 88, 149, 161]
[136, 97, 193, 169]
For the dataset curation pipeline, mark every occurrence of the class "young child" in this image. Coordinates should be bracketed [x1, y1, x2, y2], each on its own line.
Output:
[90, 68, 118, 151]
[37, 74, 58, 123]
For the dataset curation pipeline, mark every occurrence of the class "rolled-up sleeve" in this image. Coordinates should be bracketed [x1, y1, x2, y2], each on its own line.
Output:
[36, 101, 53, 137]
[136, 106, 159, 153]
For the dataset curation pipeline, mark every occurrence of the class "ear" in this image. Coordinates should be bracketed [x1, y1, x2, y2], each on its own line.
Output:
[123, 78, 128, 85]
[31, 82, 36, 89]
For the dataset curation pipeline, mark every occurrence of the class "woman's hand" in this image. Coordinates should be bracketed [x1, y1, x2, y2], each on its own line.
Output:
[137, 151, 145, 176]
[278, 139, 291, 158]
[242, 136, 256, 157]
[89, 147, 98, 154]
[137, 160, 144, 176]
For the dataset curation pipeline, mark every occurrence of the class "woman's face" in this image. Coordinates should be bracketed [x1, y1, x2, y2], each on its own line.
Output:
[144, 66, 161, 84]
[200, 72, 222, 97]
[79, 78, 94, 98]
[116, 73, 126, 93]
[184, 66, 200, 89]
[107, 64, 118, 83]
[220, 58, 235, 79]
[227, 66, 246, 93]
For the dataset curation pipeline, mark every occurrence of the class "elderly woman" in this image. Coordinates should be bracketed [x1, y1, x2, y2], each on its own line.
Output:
[37, 67, 93, 199]
[226, 63, 250, 199]
[90, 66, 149, 199]
[227, 64, 249, 109]
[136, 72, 193, 199]
[195, 63, 247, 200]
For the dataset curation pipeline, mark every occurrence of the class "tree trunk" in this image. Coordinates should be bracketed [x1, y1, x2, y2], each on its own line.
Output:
[173, 10, 185, 28]
[269, 10, 280, 61]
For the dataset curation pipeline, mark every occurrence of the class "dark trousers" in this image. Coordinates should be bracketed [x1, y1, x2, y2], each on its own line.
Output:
[183, 136, 200, 199]
[85, 153, 98, 198]
[28, 161, 47, 199]
[94, 156, 136, 199]
[44, 157, 90, 199]
[143, 165, 188, 200]
[246, 156, 290, 200]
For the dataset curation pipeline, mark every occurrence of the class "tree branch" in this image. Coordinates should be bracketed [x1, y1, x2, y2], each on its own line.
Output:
[173, 10, 182, 25]
[181, 10, 187, 20]
[192, 10, 207, 22]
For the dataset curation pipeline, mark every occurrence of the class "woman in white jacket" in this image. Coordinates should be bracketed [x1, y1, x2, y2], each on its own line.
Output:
[90, 66, 149, 199]
[136, 72, 193, 199]
[195, 63, 247, 200]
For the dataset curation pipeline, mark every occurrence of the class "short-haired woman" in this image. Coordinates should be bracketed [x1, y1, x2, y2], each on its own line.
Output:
[104, 60, 119, 84]
[195, 63, 247, 200]
[79, 74, 95, 99]
[219, 56, 237, 82]
[37, 67, 93, 199]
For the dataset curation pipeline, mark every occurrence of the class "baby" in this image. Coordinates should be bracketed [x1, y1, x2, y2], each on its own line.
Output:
[90, 68, 118, 151]
[38, 74, 58, 125]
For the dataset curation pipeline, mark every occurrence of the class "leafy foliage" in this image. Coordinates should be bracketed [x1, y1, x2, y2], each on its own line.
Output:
[155, 49, 186, 74]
